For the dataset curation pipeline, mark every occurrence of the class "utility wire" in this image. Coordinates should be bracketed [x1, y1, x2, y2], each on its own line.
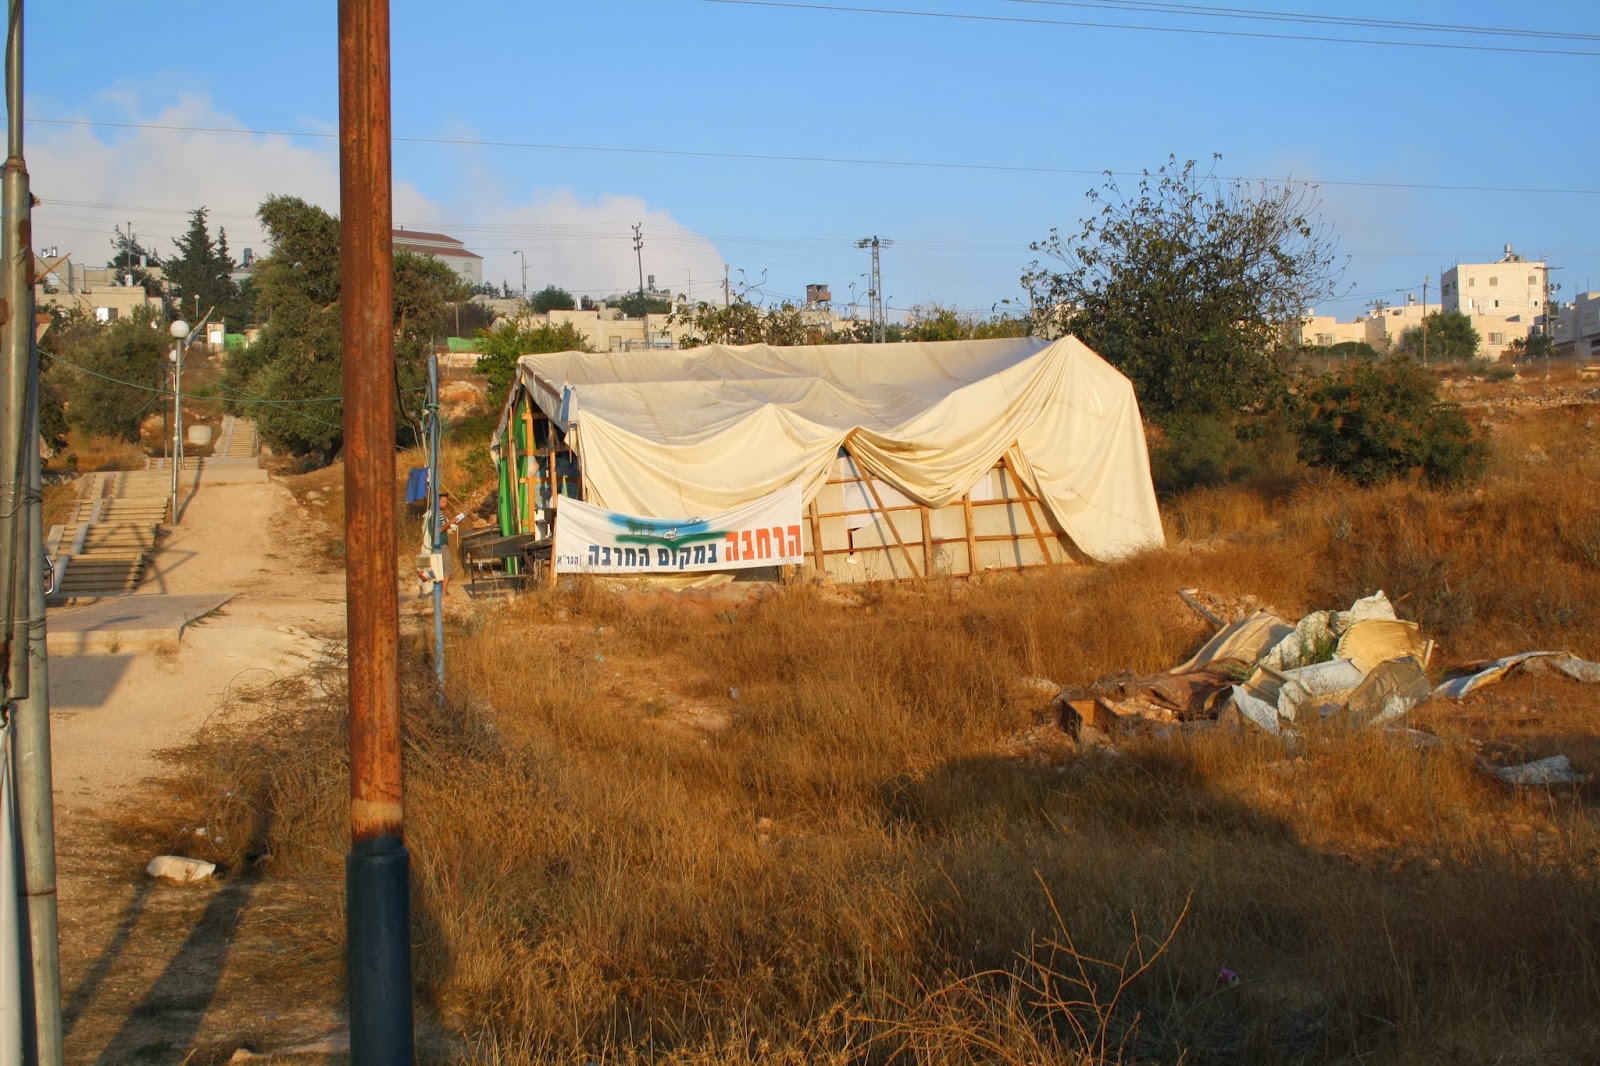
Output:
[694, 0, 1600, 57]
[26, 118, 1600, 196]
[1005, 0, 1600, 42]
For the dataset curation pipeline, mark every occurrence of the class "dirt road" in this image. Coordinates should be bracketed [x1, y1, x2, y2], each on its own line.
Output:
[47, 477, 352, 1063]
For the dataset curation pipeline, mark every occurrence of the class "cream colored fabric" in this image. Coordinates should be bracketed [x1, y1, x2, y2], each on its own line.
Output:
[500, 336, 1164, 560]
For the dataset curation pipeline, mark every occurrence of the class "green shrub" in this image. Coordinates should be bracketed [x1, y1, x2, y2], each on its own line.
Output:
[1292, 360, 1486, 486]
[1325, 340, 1381, 361]
[1149, 412, 1299, 494]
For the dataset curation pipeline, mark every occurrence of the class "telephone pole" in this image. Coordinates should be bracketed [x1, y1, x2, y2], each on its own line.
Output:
[632, 223, 644, 298]
[723, 263, 729, 307]
[338, 1, 414, 1061]
[854, 236, 892, 343]
[1421, 275, 1429, 366]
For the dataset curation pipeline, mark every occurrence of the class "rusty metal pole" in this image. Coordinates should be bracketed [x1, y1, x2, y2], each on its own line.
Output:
[338, 2, 412, 1061]
[4, 4, 64, 1062]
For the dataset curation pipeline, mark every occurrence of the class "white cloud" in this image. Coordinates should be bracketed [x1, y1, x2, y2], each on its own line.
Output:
[27, 90, 726, 301]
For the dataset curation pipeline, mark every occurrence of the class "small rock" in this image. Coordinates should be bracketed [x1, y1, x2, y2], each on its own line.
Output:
[147, 855, 216, 883]
[1018, 676, 1060, 697]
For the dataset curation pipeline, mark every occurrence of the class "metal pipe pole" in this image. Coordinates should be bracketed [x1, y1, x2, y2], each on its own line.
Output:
[0, 0, 28, 699]
[169, 339, 181, 523]
[15, 365, 61, 1066]
[4, 4, 63, 1061]
[338, 2, 413, 1061]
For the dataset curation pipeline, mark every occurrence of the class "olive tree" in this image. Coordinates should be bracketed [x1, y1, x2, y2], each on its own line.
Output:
[1023, 155, 1344, 419]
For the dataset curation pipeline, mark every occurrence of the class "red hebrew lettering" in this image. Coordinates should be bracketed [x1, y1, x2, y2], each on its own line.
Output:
[786, 524, 802, 556]
[724, 532, 740, 561]
[755, 528, 772, 559]
[741, 530, 754, 557]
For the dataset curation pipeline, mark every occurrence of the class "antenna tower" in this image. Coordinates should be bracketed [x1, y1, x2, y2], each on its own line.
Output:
[854, 235, 892, 342]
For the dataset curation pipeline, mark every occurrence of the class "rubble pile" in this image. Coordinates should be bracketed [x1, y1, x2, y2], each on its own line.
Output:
[1048, 590, 1600, 786]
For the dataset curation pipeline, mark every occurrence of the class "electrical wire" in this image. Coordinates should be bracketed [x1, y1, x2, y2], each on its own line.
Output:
[26, 118, 1600, 197]
[693, 0, 1600, 57]
[1004, 0, 1600, 42]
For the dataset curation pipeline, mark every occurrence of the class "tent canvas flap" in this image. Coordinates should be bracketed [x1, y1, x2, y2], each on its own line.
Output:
[497, 336, 1163, 561]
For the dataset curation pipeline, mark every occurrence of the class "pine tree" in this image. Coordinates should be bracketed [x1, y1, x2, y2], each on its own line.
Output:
[166, 207, 243, 325]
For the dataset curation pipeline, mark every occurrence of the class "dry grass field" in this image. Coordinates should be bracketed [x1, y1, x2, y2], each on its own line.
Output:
[154, 387, 1600, 1064]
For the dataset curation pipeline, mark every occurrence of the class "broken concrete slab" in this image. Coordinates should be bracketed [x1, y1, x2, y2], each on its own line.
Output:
[46, 591, 236, 654]
[1492, 755, 1592, 787]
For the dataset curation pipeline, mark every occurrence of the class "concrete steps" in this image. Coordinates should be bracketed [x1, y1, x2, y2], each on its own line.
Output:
[218, 416, 259, 459]
[49, 470, 173, 601]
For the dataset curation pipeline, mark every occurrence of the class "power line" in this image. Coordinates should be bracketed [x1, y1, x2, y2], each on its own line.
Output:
[693, 0, 1600, 57]
[26, 118, 1600, 197]
[1006, 0, 1600, 43]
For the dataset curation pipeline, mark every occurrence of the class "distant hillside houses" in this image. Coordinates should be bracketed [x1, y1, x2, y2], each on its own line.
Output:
[1301, 244, 1559, 360]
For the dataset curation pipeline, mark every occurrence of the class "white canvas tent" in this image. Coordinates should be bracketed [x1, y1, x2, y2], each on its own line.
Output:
[493, 336, 1163, 582]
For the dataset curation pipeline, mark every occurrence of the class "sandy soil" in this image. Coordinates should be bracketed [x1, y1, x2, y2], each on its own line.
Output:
[47, 479, 355, 1063]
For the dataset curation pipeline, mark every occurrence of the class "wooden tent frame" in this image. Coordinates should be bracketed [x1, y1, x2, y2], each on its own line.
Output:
[500, 400, 1078, 585]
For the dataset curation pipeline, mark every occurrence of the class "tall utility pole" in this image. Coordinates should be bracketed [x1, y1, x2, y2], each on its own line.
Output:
[3, 1, 65, 1061]
[632, 223, 644, 298]
[1421, 275, 1429, 366]
[855, 235, 892, 343]
[513, 249, 526, 297]
[723, 263, 729, 307]
[338, 1, 413, 1062]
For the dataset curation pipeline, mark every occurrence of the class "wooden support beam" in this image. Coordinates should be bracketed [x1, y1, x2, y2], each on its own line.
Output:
[842, 438, 923, 580]
[1001, 452, 1059, 566]
[920, 504, 934, 577]
[807, 497, 825, 575]
[546, 424, 559, 588]
[961, 490, 978, 576]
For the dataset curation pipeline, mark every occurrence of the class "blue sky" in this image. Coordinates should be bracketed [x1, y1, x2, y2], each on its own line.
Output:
[22, 0, 1600, 322]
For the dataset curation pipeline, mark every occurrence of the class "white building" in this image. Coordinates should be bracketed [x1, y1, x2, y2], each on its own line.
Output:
[1439, 244, 1548, 357]
[392, 228, 484, 287]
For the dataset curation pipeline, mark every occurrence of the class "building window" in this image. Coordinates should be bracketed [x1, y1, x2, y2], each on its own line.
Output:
[1528, 275, 1538, 286]
[1468, 277, 1476, 287]
[1315, 333, 1333, 346]
[1488, 332, 1505, 344]
[1489, 276, 1499, 286]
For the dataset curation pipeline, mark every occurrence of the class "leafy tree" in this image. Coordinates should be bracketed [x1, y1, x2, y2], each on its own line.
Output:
[671, 299, 839, 347]
[1292, 360, 1485, 486]
[1503, 332, 1553, 362]
[450, 299, 497, 338]
[1320, 340, 1382, 361]
[528, 285, 577, 314]
[1023, 155, 1343, 420]
[49, 307, 169, 441]
[223, 195, 461, 458]
[903, 304, 1031, 342]
[107, 224, 164, 298]
[612, 292, 670, 317]
[904, 305, 970, 342]
[1394, 312, 1479, 363]
[474, 319, 592, 394]
[970, 315, 1030, 339]
[164, 207, 244, 325]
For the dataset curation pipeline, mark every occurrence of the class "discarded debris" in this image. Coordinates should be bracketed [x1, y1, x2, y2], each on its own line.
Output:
[1059, 587, 1597, 753]
[146, 855, 216, 883]
[1434, 651, 1600, 700]
[1491, 755, 1592, 788]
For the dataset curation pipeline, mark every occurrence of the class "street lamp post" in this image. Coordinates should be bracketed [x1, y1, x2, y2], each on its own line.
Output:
[168, 319, 189, 525]
[513, 250, 527, 297]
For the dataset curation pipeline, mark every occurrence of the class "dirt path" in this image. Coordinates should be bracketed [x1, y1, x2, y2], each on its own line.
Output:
[47, 478, 354, 1063]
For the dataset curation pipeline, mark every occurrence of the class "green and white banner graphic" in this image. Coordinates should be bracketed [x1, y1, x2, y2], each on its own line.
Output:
[553, 485, 805, 574]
